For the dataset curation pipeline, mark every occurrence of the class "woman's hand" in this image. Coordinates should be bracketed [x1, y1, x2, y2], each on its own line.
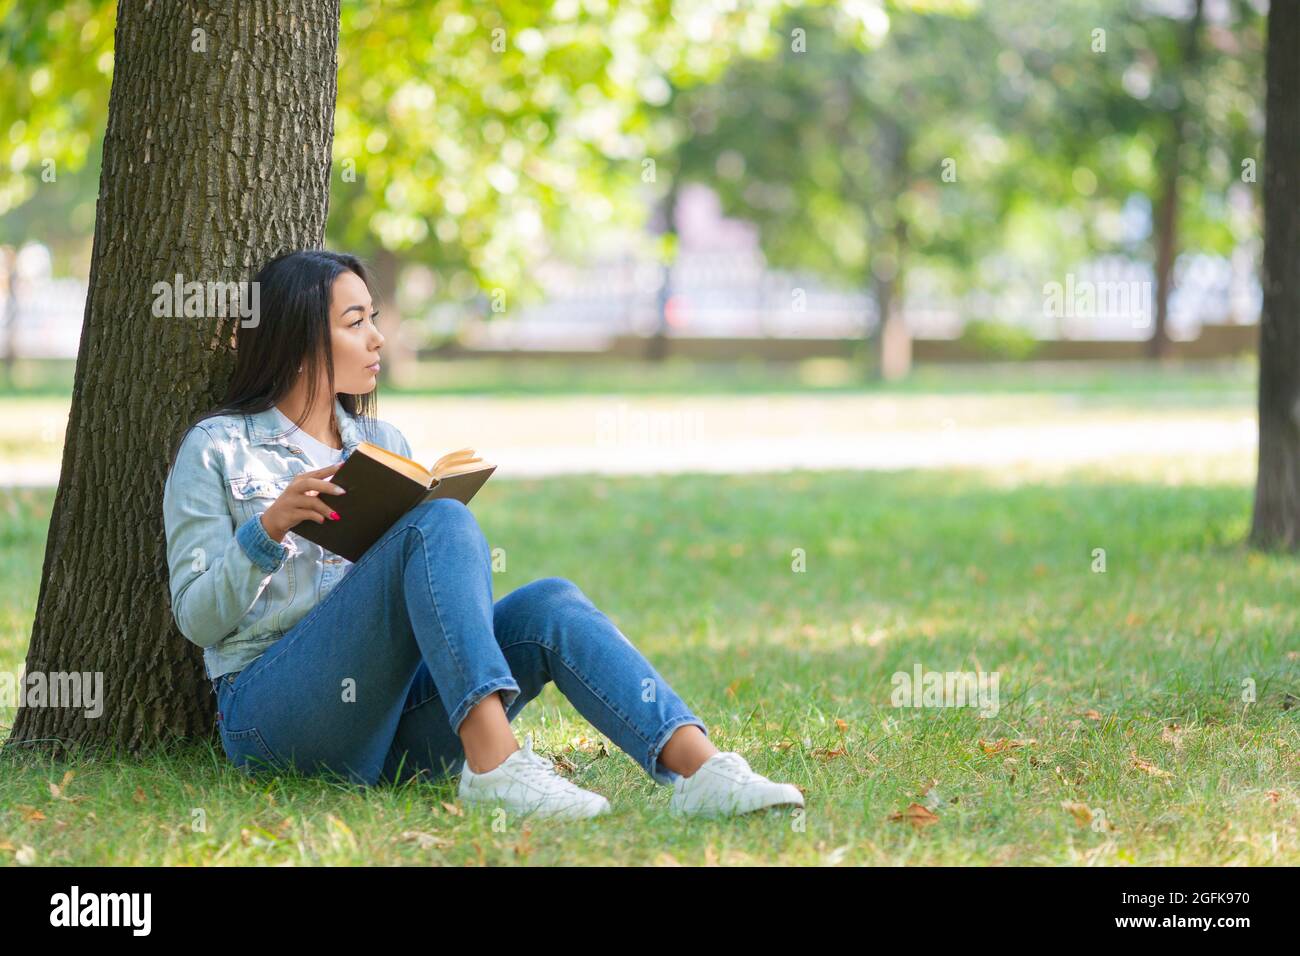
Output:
[260, 464, 347, 542]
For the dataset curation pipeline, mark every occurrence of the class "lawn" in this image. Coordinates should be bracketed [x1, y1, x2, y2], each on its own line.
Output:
[0, 355, 1258, 400]
[0, 458, 1296, 865]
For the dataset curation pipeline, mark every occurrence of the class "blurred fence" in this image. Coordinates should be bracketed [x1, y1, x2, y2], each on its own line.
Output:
[0, 246, 1259, 361]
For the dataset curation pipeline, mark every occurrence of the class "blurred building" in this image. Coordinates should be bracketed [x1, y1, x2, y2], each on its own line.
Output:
[0, 183, 1262, 360]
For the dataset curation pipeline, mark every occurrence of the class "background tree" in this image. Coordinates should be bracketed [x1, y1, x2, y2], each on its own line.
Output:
[1249, 0, 1299, 551]
[6, 0, 342, 755]
[667, 1, 1004, 380]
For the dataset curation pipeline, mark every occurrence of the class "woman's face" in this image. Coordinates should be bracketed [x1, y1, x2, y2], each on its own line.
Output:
[327, 270, 384, 394]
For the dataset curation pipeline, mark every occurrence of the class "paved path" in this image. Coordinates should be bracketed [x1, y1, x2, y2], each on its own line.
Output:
[0, 394, 1257, 486]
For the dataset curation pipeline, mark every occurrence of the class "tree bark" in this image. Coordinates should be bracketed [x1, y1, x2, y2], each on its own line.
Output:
[645, 181, 679, 363]
[369, 246, 414, 387]
[1250, 0, 1300, 550]
[1147, 0, 1204, 360]
[5, 0, 341, 757]
[868, 120, 911, 382]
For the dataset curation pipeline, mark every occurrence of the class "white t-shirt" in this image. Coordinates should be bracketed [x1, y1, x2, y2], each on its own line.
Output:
[272, 405, 346, 468]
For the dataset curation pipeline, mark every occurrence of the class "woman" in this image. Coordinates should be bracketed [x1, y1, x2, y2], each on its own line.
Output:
[162, 249, 805, 820]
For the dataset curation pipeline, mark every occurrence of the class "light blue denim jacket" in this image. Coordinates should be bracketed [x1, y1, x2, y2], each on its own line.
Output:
[162, 397, 412, 681]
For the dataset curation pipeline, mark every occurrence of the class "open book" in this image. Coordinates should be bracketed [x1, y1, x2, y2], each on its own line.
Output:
[289, 442, 496, 562]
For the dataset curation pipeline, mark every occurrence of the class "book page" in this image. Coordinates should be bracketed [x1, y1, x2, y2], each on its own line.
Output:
[355, 442, 433, 486]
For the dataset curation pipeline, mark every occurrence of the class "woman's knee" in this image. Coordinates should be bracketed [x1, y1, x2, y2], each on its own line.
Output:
[517, 576, 587, 609]
[503, 577, 626, 645]
[404, 498, 485, 549]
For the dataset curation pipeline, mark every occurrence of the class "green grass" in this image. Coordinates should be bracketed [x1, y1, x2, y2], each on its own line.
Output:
[0, 468, 1296, 865]
[0, 355, 1258, 401]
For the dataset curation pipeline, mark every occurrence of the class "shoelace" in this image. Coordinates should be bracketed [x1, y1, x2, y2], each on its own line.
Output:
[509, 733, 582, 792]
[696, 752, 764, 785]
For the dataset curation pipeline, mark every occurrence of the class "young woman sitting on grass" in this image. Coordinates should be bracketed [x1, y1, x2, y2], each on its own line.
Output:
[162, 248, 806, 820]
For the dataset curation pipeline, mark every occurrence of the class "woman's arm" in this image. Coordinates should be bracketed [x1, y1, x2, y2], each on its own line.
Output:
[162, 425, 289, 648]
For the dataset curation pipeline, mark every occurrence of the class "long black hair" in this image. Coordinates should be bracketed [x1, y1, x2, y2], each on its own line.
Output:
[166, 249, 381, 474]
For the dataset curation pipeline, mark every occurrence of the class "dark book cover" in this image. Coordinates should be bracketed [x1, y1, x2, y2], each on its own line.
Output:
[289, 447, 496, 562]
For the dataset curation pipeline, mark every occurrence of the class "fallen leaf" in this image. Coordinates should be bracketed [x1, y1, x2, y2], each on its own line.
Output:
[1060, 801, 1093, 827]
[48, 770, 76, 800]
[1160, 724, 1189, 751]
[834, 718, 849, 733]
[15, 805, 45, 823]
[440, 801, 463, 817]
[1130, 753, 1172, 779]
[399, 830, 452, 850]
[551, 755, 578, 775]
[811, 746, 847, 760]
[888, 803, 939, 831]
[979, 737, 1038, 756]
[1082, 710, 1103, 721]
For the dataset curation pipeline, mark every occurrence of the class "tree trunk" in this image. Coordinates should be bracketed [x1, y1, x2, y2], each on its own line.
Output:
[867, 120, 912, 382]
[645, 182, 679, 363]
[1149, 162, 1179, 359]
[873, 264, 911, 382]
[0, 246, 16, 377]
[5, 0, 341, 757]
[369, 246, 415, 387]
[1250, 0, 1300, 551]
[1147, 0, 1204, 360]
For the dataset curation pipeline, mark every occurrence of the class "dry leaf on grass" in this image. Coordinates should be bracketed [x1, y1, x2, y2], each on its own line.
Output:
[978, 737, 1037, 756]
[888, 803, 939, 831]
[399, 830, 452, 850]
[1060, 801, 1093, 826]
[1160, 724, 1189, 751]
[1082, 710, 1103, 721]
[1130, 753, 1172, 779]
[811, 746, 847, 760]
[48, 770, 82, 801]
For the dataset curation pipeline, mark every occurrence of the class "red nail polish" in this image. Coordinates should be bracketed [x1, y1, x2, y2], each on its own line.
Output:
[330, 511, 340, 520]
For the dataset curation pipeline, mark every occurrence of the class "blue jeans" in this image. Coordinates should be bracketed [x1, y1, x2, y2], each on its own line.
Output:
[211, 497, 708, 787]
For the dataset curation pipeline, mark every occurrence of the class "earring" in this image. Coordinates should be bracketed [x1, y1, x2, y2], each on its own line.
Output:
[297, 364, 303, 374]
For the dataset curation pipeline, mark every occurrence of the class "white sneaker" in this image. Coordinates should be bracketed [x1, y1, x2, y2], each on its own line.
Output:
[669, 751, 805, 818]
[458, 733, 611, 820]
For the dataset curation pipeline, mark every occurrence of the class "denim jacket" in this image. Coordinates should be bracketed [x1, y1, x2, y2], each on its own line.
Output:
[162, 396, 412, 681]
